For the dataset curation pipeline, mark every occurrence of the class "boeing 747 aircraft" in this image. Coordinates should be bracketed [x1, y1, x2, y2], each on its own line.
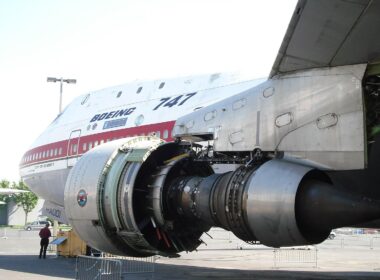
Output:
[20, 0, 380, 257]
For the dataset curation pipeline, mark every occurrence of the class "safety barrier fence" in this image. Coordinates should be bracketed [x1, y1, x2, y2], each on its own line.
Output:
[320, 235, 380, 250]
[105, 255, 155, 279]
[273, 247, 318, 268]
[76, 255, 155, 280]
[201, 229, 380, 251]
[76, 255, 122, 280]
[1, 228, 7, 239]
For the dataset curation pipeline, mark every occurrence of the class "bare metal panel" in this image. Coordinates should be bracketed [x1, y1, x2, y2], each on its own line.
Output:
[270, 0, 380, 77]
[174, 64, 366, 170]
[245, 160, 312, 247]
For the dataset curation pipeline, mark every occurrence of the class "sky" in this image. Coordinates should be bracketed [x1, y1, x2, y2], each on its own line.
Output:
[0, 0, 297, 182]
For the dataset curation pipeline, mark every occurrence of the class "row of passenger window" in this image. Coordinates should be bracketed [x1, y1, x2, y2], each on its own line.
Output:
[22, 147, 64, 164]
[23, 130, 172, 164]
[81, 82, 166, 105]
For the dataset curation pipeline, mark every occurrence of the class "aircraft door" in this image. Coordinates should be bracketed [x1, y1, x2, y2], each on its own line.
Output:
[67, 129, 81, 167]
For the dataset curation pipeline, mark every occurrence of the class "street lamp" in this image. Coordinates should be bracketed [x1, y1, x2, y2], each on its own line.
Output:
[47, 77, 77, 114]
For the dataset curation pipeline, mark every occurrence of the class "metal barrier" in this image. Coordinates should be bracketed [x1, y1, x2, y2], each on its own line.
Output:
[76, 254, 156, 280]
[320, 235, 380, 250]
[76, 255, 122, 280]
[104, 255, 155, 279]
[273, 247, 318, 268]
[1, 228, 8, 239]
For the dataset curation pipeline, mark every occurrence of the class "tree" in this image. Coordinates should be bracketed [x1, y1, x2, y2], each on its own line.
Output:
[0, 179, 11, 203]
[13, 181, 38, 225]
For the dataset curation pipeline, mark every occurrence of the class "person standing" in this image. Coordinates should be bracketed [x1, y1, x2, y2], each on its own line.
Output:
[39, 223, 51, 259]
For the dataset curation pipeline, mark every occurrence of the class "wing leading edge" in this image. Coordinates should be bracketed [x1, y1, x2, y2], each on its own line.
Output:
[270, 0, 380, 78]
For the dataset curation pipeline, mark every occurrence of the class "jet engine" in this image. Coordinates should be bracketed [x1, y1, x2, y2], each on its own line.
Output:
[64, 136, 380, 257]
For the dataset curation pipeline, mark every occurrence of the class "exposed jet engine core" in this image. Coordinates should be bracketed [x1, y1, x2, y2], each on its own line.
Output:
[64, 137, 212, 257]
[64, 136, 380, 257]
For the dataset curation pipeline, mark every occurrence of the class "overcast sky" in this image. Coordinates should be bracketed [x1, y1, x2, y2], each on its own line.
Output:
[0, 0, 296, 182]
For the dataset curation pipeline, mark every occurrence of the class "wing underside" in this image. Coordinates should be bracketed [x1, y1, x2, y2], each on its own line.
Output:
[270, 0, 380, 77]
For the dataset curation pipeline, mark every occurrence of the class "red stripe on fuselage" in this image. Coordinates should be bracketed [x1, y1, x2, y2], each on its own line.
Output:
[20, 121, 176, 167]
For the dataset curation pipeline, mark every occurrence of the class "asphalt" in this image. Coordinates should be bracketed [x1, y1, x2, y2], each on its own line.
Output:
[0, 228, 380, 279]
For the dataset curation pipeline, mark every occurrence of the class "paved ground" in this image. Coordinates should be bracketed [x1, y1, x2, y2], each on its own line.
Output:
[0, 228, 380, 279]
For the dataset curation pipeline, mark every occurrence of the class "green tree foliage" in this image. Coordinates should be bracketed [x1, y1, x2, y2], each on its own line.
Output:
[0, 179, 11, 203]
[12, 181, 38, 225]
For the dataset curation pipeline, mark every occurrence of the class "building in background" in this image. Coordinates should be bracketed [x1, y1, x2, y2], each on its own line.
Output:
[0, 199, 44, 225]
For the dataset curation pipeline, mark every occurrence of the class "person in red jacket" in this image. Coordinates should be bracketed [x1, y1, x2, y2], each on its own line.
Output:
[39, 223, 51, 259]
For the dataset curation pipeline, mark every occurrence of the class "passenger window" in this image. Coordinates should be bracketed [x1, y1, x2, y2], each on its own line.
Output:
[83, 143, 87, 151]
[73, 144, 78, 153]
[100, 139, 104, 144]
[50, 149, 53, 157]
[43, 151, 46, 158]
[54, 149, 58, 156]
[163, 130, 169, 139]
[94, 141, 98, 147]
[58, 148, 62, 155]
[88, 142, 93, 149]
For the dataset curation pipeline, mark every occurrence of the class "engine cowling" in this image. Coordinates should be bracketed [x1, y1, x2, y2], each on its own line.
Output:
[64, 137, 212, 257]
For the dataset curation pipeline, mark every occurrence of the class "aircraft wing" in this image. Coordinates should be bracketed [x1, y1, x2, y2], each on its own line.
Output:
[270, 0, 380, 78]
[0, 188, 28, 195]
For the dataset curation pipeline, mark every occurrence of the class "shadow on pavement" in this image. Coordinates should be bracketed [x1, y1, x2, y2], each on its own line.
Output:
[0, 254, 379, 279]
[0, 255, 76, 279]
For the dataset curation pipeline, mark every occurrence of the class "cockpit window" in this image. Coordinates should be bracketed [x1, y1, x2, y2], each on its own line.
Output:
[81, 94, 90, 105]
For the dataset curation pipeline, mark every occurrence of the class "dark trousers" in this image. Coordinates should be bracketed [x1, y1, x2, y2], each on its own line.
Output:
[39, 238, 49, 258]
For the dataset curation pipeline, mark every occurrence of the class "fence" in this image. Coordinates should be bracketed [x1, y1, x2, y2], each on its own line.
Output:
[76, 255, 156, 280]
[202, 228, 380, 251]
[1, 228, 8, 239]
[76, 255, 122, 280]
[273, 247, 318, 268]
[320, 235, 380, 250]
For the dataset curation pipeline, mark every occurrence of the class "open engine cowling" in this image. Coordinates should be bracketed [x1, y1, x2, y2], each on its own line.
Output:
[64, 137, 380, 256]
[64, 137, 212, 257]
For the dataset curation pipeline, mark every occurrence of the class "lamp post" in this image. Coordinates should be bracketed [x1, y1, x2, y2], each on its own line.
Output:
[47, 77, 77, 114]
[46, 77, 76, 245]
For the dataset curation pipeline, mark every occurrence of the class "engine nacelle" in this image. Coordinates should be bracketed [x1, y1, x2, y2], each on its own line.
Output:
[64, 137, 380, 256]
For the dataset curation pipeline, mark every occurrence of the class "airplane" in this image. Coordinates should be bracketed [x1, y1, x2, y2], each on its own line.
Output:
[20, 0, 380, 257]
[0, 188, 28, 195]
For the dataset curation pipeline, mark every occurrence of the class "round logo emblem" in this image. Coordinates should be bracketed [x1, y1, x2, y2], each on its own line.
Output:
[77, 189, 88, 207]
